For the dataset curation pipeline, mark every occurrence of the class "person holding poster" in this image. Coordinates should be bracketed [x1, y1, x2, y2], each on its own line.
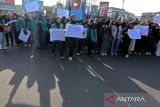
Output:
[77, 18, 89, 56]
[51, 17, 65, 59]
[21, 14, 33, 46]
[86, 20, 97, 56]
[11, 13, 23, 46]
[122, 24, 133, 58]
[66, 15, 78, 61]
[2, 14, 14, 46]
[148, 23, 160, 54]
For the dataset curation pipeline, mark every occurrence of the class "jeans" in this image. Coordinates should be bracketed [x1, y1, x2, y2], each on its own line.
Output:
[36, 29, 46, 49]
[5, 32, 13, 45]
[111, 38, 121, 54]
[14, 31, 22, 45]
[0, 32, 6, 48]
[102, 36, 111, 54]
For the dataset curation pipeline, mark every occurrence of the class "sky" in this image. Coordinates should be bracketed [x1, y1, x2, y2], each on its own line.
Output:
[15, 0, 160, 16]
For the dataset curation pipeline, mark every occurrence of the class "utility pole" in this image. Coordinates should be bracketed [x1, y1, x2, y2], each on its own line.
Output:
[122, 0, 125, 9]
[121, 0, 125, 21]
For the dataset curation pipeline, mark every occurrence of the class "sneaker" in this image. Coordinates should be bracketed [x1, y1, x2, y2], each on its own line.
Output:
[104, 53, 108, 56]
[60, 56, 65, 60]
[28, 44, 31, 47]
[51, 53, 55, 56]
[101, 53, 105, 56]
[24, 44, 27, 47]
[111, 53, 114, 56]
[1, 47, 7, 50]
[125, 54, 129, 58]
[115, 53, 118, 56]
[77, 53, 80, 56]
[69, 57, 72, 61]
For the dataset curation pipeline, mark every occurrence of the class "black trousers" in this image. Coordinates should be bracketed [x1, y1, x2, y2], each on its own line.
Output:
[96, 36, 103, 54]
[5, 32, 13, 45]
[52, 41, 65, 57]
[135, 39, 142, 53]
[77, 39, 85, 53]
[14, 31, 22, 45]
[122, 36, 131, 55]
[66, 37, 77, 57]
[87, 39, 95, 55]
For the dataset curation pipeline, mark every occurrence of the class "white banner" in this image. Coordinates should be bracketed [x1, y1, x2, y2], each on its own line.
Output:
[50, 28, 65, 41]
[65, 24, 84, 38]
[134, 25, 149, 36]
[19, 29, 31, 42]
[25, 1, 39, 13]
[57, 9, 69, 19]
[153, 17, 160, 24]
[128, 29, 141, 39]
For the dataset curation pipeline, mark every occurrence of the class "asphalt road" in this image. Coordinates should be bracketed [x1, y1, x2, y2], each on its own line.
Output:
[0, 46, 160, 107]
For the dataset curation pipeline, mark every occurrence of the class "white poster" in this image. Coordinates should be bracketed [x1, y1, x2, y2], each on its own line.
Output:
[141, 26, 149, 36]
[153, 17, 160, 24]
[128, 29, 141, 39]
[65, 24, 84, 38]
[25, 1, 39, 13]
[57, 9, 69, 19]
[82, 28, 88, 39]
[134, 25, 149, 36]
[50, 28, 65, 41]
[19, 29, 31, 42]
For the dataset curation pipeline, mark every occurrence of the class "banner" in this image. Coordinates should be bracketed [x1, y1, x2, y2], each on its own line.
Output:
[0, 0, 15, 10]
[19, 29, 31, 42]
[57, 9, 69, 19]
[25, 1, 39, 13]
[153, 17, 160, 24]
[99, 2, 109, 17]
[65, 24, 84, 38]
[91, 5, 99, 16]
[70, 10, 83, 20]
[22, 0, 41, 11]
[50, 29, 65, 41]
[128, 29, 141, 39]
[134, 25, 149, 36]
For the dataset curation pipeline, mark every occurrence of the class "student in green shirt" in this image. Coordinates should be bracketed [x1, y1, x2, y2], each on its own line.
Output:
[11, 13, 23, 45]
[36, 12, 48, 49]
[51, 17, 65, 59]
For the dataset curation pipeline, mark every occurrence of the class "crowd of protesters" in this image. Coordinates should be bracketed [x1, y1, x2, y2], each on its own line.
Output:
[0, 12, 160, 61]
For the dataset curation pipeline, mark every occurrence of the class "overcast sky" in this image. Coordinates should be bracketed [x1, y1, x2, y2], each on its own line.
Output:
[15, 0, 160, 16]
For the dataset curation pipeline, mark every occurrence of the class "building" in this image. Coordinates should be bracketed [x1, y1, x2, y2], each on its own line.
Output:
[141, 12, 156, 18]
[15, 5, 23, 15]
[108, 7, 135, 21]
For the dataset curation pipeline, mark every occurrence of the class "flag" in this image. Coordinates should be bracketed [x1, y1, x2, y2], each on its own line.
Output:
[73, 1, 80, 6]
